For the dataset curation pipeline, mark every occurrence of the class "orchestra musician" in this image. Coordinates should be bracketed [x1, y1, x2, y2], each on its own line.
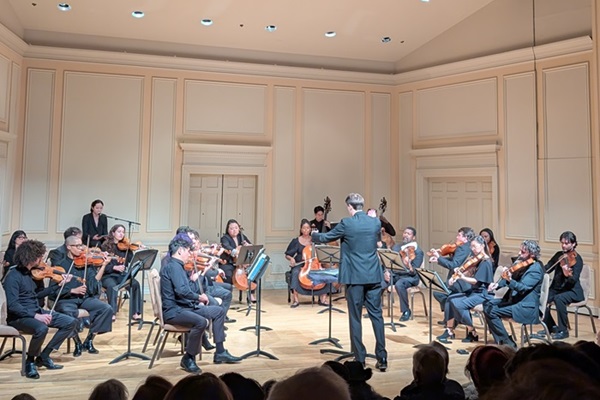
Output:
[2, 230, 28, 278]
[483, 240, 544, 349]
[81, 199, 108, 248]
[436, 235, 493, 343]
[429, 227, 475, 323]
[542, 231, 584, 340]
[50, 235, 113, 356]
[310, 205, 331, 233]
[100, 224, 142, 321]
[479, 228, 500, 269]
[284, 219, 329, 308]
[311, 193, 388, 372]
[47, 227, 82, 266]
[2, 240, 78, 379]
[384, 227, 424, 321]
[160, 236, 242, 373]
[220, 219, 256, 302]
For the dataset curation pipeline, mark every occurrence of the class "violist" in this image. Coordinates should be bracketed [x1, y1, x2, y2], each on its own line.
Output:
[285, 219, 329, 308]
[220, 219, 255, 302]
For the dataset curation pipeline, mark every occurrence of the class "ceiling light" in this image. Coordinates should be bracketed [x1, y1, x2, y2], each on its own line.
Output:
[325, 31, 336, 38]
[131, 11, 145, 18]
[265, 25, 277, 32]
[57, 3, 71, 11]
[421, 0, 430, 2]
[201, 19, 213, 26]
[381, 37, 392, 43]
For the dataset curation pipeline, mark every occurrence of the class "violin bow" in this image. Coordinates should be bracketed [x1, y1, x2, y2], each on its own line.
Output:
[50, 259, 77, 315]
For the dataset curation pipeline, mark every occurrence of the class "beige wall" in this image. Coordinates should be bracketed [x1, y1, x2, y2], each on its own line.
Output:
[0, 22, 598, 306]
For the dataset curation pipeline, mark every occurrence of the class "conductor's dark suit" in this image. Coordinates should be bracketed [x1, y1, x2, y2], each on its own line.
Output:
[312, 210, 386, 363]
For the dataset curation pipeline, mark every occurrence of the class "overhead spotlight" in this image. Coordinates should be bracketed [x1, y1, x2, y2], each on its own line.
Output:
[131, 10, 145, 18]
[265, 25, 277, 32]
[57, 3, 71, 11]
[381, 37, 392, 43]
[201, 19, 213, 26]
[325, 31, 336, 38]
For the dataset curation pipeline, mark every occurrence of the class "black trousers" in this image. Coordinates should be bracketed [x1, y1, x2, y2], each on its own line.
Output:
[544, 289, 582, 333]
[9, 311, 77, 357]
[165, 305, 226, 357]
[102, 275, 142, 315]
[345, 283, 387, 363]
[207, 282, 233, 314]
[55, 297, 113, 335]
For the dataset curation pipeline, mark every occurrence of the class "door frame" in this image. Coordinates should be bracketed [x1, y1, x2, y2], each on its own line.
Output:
[180, 143, 271, 246]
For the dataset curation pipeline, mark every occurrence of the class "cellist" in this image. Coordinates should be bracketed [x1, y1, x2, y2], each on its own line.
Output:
[284, 219, 329, 308]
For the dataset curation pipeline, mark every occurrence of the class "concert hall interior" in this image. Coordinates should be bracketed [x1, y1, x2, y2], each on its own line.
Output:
[1, 0, 600, 399]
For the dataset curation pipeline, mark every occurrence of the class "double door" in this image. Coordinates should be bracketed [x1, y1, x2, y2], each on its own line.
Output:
[187, 174, 256, 244]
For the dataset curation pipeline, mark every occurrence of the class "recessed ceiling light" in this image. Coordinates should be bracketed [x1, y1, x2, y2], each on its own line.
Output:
[325, 31, 336, 38]
[265, 25, 277, 32]
[421, 0, 430, 2]
[131, 11, 145, 18]
[57, 3, 71, 11]
[381, 37, 392, 43]
[201, 19, 213, 26]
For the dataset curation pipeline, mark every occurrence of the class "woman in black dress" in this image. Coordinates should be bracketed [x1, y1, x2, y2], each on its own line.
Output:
[82, 199, 108, 248]
[285, 219, 329, 307]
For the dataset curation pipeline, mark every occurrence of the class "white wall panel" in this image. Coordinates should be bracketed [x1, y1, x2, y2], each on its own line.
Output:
[0, 54, 9, 128]
[370, 93, 391, 203]
[302, 89, 365, 221]
[504, 73, 538, 239]
[184, 80, 266, 135]
[544, 64, 590, 159]
[148, 78, 176, 232]
[417, 78, 497, 139]
[58, 72, 143, 230]
[399, 92, 414, 226]
[22, 69, 54, 231]
[272, 86, 295, 231]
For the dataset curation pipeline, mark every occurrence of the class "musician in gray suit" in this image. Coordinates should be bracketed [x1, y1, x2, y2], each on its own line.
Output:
[311, 193, 388, 371]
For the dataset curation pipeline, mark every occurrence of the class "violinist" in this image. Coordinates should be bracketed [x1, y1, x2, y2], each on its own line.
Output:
[81, 199, 108, 248]
[436, 235, 493, 343]
[429, 227, 475, 321]
[2, 239, 77, 379]
[479, 228, 500, 269]
[220, 219, 255, 302]
[50, 235, 113, 356]
[100, 224, 142, 321]
[310, 205, 331, 233]
[385, 227, 424, 321]
[483, 240, 544, 349]
[160, 236, 241, 373]
[542, 231, 584, 340]
[47, 226, 82, 266]
[284, 219, 329, 308]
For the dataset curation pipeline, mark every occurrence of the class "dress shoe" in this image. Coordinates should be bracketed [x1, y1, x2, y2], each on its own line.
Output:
[318, 300, 330, 307]
[35, 356, 63, 370]
[437, 320, 446, 326]
[202, 340, 216, 351]
[399, 310, 411, 322]
[225, 316, 237, 323]
[214, 349, 242, 364]
[77, 319, 85, 333]
[290, 302, 300, 308]
[73, 341, 83, 357]
[25, 362, 40, 379]
[83, 339, 99, 354]
[436, 329, 455, 343]
[461, 331, 479, 343]
[375, 358, 388, 372]
[180, 354, 201, 373]
[551, 330, 569, 340]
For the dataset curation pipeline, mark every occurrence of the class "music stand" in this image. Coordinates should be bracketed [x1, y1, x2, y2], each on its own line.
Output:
[109, 249, 157, 364]
[235, 245, 264, 316]
[314, 245, 344, 314]
[240, 252, 278, 360]
[377, 249, 408, 331]
[130, 249, 159, 330]
[416, 267, 451, 343]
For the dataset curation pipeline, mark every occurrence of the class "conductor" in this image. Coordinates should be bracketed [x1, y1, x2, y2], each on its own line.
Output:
[311, 193, 387, 371]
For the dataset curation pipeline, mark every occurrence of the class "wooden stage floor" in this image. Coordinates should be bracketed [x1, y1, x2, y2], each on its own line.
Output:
[1, 289, 597, 399]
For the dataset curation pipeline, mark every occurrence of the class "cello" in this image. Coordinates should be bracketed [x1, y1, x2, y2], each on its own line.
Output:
[298, 245, 326, 291]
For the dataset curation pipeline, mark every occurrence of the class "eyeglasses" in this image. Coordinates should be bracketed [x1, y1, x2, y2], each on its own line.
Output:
[69, 244, 85, 248]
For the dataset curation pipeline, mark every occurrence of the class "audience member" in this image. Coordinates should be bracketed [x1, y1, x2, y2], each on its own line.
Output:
[11, 394, 37, 400]
[164, 373, 233, 400]
[262, 380, 277, 399]
[463, 345, 515, 400]
[268, 366, 351, 400]
[88, 378, 128, 400]
[132, 375, 174, 400]
[220, 372, 265, 400]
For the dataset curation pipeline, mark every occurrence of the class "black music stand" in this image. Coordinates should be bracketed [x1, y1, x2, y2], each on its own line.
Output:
[377, 249, 408, 331]
[234, 245, 264, 316]
[416, 267, 451, 343]
[129, 248, 159, 330]
[240, 252, 278, 360]
[109, 250, 155, 364]
[314, 245, 344, 314]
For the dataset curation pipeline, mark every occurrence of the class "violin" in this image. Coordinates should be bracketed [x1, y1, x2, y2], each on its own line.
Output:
[31, 262, 83, 284]
[501, 258, 534, 281]
[185, 253, 224, 283]
[488, 241, 496, 256]
[400, 246, 416, 262]
[427, 242, 458, 257]
[117, 237, 146, 252]
[73, 253, 123, 268]
[451, 252, 486, 281]
[546, 250, 577, 274]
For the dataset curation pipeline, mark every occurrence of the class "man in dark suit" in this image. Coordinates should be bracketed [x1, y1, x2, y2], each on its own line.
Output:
[311, 193, 388, 371]
[483, 239, 544, 349]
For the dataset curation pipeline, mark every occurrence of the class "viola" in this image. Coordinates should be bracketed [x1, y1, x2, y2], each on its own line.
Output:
[117, 237, 146, 252]
[73, 253, 124, 268]
[400, 246, 416, 262]
[298, 244, 326, 291]
[184, 253, 224, 283]
[546, 250, 577, 274]
[488, 241, 496, 256]
[451, 252, 486, 281]
[427, 242, 458, 257]
[31, 262, 83, 284]
[501, 258, 534, 280]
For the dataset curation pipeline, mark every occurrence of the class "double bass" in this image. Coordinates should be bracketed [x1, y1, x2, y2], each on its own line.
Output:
[298, 245, 326, 290]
